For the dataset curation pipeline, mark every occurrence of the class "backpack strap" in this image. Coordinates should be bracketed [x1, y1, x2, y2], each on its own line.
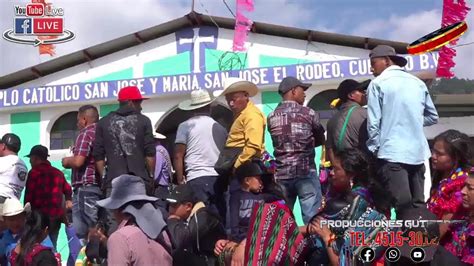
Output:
[25, 244, 53, 264]
[337, 105, 357, 151]
[155, 228, 174, 257]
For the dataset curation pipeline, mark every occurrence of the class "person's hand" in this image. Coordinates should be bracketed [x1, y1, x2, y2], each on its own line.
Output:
[89, 227, 107, 245]
[311, 217, 332, 242]
[231, 242, 245, 266]
[65, 200, 73, 210]
[214, 239, 230, 256]
[176, 175, 186, 185]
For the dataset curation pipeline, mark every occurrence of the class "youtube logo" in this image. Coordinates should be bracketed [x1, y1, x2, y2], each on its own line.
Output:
[26, 4, 44, 16]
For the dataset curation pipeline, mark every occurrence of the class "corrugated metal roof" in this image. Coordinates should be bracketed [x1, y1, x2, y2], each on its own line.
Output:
[0, 11, 410, 90]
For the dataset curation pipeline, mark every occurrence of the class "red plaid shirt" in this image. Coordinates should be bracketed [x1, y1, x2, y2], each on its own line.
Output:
[72, 123, 98, 187]
[25, 161, 72, 218]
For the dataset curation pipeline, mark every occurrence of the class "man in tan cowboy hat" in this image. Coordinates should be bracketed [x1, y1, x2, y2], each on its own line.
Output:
[367, 45, 438, 217]
[218, 78, 265, 171]
[215, 78, 266, 225]
[174, 89, 228, 221]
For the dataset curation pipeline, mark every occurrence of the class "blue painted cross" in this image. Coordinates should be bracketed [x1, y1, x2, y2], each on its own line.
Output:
[176, 26, 218, 73]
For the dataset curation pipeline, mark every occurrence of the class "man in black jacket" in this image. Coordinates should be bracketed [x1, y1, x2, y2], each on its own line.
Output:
[93, 86, 156, 193]
[166, 184, 226, 266]
[93, 86, 156, 234]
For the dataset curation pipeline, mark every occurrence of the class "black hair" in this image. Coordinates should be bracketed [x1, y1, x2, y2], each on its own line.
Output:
[433, 129, 473, 170]
[432, 129, 474, 189]
[334, 148, 370, 187]
[78, 104, 99, 121]
[334, 148, 391, 214]
[16, 210, 50, 266]
[262, 177, 287, 203]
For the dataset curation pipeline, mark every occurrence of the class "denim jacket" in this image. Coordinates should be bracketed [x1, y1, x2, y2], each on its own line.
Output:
[367, 65, 438, 164]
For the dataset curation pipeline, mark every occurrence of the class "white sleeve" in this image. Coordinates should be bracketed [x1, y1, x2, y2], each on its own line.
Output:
[175, 122, 188, 145]
[0, 157, 13, 173]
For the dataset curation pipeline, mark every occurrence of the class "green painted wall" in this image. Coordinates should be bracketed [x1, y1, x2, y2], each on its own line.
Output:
[143, 53, 190, 77]
[205, 50, 248, 71]
[87, 68, 134, 82]
[11, 112, 41, 159]
[100, 103, 119, 117]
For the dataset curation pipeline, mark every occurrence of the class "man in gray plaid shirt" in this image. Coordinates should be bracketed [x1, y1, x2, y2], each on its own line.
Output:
[268, 76, 325, 224]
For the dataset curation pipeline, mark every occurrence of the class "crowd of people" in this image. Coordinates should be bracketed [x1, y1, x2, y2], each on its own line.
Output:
[0, 44, 472, 266]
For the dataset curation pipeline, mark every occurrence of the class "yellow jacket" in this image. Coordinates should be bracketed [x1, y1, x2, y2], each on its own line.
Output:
[225, 101, 266, 169]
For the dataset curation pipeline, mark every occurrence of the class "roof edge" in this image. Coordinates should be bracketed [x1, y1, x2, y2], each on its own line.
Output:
[0, 11, 411, 90]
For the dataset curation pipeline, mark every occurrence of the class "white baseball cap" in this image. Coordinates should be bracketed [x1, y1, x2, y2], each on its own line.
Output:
[2, 198, 31, 217]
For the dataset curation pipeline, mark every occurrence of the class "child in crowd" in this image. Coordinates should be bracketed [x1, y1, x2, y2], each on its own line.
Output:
[229, 160, 281, 243]
[215, 159, 285, 264]
[10, 210, 60, 266]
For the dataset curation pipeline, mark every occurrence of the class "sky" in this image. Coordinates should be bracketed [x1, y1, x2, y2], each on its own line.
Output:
[0, 0, 473, 79]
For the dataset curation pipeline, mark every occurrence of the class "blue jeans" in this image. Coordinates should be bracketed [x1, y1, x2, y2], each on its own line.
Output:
[72, 185, 102, 240]
[277, 171, 322, 224]
[187, 175, 227, 223]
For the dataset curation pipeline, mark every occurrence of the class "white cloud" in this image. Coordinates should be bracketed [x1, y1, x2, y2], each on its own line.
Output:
[351, 8, 474, 79]
[351, 10, 442, 42]
[194, 0, 314, 27]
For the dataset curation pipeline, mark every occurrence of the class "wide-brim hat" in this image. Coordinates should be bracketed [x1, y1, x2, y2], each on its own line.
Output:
[178, 89, 216, 111]
[96, 174, 158, 210]
[123, 201, 167, 239]
[214, 77, 258, 97]
[2, 198, 31, 217]
[369, 45, 407, 67]
[153, 132, 166, 139]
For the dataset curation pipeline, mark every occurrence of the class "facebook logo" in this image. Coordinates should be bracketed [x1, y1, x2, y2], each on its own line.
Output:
[359, 247, 375, 263]
[14, 18, 32, 34]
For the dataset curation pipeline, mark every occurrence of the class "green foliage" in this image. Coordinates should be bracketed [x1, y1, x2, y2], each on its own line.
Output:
[429, 77, 474, 94]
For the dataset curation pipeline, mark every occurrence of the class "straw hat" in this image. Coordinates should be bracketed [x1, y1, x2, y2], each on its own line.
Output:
[213, 77, 258, 97]
[2, 198, 31, 217]
[178, 89, 215, 111]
